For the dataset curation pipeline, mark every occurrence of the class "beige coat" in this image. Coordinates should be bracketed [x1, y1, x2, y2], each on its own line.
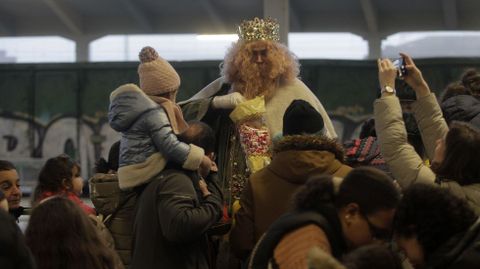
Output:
[374, 93, 480, 214]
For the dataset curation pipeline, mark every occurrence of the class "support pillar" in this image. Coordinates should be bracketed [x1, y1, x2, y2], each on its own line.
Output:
[263, 0, 289, 46]
[368, 35, 381, 59]
[75, 37, 90, 62]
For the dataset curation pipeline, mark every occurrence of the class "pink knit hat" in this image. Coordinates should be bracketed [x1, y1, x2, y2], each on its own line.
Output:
[138, 46, 180, 95]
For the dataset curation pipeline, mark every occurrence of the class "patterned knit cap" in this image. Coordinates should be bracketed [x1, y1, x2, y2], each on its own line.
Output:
[138, 46, 180, 95]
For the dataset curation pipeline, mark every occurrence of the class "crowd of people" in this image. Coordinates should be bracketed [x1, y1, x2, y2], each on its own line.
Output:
[1, 17, 480, 269]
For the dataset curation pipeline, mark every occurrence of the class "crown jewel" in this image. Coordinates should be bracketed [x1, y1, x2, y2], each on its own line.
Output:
[237, 17, 280, 42]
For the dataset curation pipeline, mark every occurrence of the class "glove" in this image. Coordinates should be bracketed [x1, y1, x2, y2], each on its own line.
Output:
[211, 92, 246, 109]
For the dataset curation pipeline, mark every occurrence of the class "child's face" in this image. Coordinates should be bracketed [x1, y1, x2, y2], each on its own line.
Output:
[71, 166, 84, 196]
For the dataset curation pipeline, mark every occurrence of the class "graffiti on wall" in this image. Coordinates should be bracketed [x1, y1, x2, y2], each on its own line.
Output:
[0, 112, 120, 191]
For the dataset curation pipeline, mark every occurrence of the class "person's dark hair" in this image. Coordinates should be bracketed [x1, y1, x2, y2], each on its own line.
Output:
[342, 244, 403, 269]
[0, 160, 16, 172]
[396, 81, 417, 102]
[33, 154, 79, 204]
[403, 113, 425, 159]
[359, 118, 376, 139]
[0, 190, 5, 201]
[440, 82, 472, 103]
[25, 196, 122, 269]
[179, 121, 216, 154]
[95, 141, 120, 173]
[431, 121, 480, 184]
[0, 209, 36, 269]
[394, 184, 477, 260]
[359, 114, 423, 158]
[461, 68, 480, 96]
[293, 167, 400, 215]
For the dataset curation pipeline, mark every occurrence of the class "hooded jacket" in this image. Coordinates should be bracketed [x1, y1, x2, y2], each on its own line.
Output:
[230, 135, 352, 259]
[441, 94, 480, 128]
[108, 84, 204, 189]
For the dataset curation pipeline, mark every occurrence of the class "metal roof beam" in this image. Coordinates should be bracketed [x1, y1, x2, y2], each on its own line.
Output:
[118, 0, 154, 33]
[360, 0, 378, 34]
[42, 0, 83, 36]
[199, 0, 227, 32]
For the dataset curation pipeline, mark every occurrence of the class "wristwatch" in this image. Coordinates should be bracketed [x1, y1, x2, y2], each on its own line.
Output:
[381, 85, 396, 95]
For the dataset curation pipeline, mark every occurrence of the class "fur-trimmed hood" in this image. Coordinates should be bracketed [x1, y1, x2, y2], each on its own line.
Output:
[274, 135, 345, 162]
[266, 135, 351, 185]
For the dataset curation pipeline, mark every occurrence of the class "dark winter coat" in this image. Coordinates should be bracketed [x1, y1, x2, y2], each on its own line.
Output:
[427, 217, 480, 269]
[130, 166, 222, 269]
[441, 94, 480, 128]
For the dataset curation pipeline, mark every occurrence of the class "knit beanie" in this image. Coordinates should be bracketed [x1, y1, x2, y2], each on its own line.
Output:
[283, 99, 324, 136]
[138, 46, 180, 95]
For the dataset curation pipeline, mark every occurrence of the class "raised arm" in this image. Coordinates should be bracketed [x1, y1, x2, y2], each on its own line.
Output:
[374, 58, 436, 189]
[143, 108, 206, 171]
[400, 53, 449, 159]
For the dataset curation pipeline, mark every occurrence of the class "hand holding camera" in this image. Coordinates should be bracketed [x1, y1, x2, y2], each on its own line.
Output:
[378, 53, 431, 99]
[399, 53, 430, 98]
[377, 58, 397, 92]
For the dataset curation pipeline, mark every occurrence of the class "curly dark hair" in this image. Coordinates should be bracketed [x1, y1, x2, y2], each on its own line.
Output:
[461, 68, 480, 96]
[32, 154, 79, 204]
[0, 160, 16, 171]
[293, 166, 400, 215]
[95, 141, 120, 173]
[342, 244, 403, 269]
[394, 184, 477, 259]
[440, 82, 472, 103]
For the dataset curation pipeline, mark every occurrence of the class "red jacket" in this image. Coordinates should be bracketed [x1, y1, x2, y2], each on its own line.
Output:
[39, 190, 96, 215]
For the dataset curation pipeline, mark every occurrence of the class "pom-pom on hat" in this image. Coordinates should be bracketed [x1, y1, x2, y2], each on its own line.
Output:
[138, 46, 180, 95]
[283, 99, 325, 136]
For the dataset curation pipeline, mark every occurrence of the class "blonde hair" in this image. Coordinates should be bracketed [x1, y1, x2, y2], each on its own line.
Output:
[221, 40, 299, 100]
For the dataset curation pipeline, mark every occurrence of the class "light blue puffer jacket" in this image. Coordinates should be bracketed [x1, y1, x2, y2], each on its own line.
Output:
[108, 84, 204, 189]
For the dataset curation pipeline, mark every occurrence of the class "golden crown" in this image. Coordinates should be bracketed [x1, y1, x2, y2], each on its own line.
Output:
[237, 17, 280, 42]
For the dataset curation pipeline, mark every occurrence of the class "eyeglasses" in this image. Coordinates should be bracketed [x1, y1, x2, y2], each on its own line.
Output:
[364, 215, 393, 241]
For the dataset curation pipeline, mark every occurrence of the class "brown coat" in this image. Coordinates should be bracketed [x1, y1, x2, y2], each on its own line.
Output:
[229, 135, 352, 259]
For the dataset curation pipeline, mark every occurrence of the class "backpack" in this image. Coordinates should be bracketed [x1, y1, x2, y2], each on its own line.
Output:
[89, 173, 138, 268]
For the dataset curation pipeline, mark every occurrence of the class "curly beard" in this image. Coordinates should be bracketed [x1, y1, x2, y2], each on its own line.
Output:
[221, 40, 299, 100]
[233, 61, 278, 100]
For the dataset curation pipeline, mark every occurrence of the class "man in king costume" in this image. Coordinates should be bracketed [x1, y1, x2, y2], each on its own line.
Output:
[181, 17, 336, 210]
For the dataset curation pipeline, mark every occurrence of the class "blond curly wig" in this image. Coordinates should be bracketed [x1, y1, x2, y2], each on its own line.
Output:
[221, 40, 300, 100]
